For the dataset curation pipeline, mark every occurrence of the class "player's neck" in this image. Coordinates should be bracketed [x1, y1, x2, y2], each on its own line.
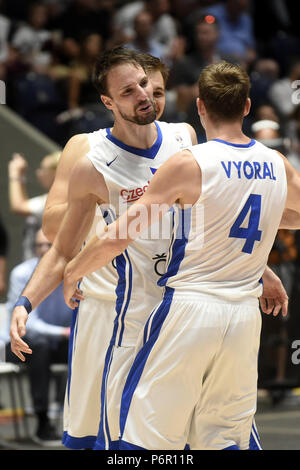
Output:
[205, 120, 250, 145]
[110, 121, 157, 149]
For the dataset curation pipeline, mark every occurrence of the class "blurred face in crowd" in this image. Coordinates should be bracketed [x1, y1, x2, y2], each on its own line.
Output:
[195, 20, 219, 51]
[29, 4, 49, 30]
[82, 33, 102, 59]
[102, 63, 156, 125]
[255, 105, 279, 123]
[147, 0, 170, 17]
[134, 11, 153, 41]
[148, 70, 166, 119]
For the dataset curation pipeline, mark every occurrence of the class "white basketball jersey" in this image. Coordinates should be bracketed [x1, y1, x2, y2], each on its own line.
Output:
[78, 131, 118, 301]
[159, 139, 287, 302]
[86, 121, 193, 346]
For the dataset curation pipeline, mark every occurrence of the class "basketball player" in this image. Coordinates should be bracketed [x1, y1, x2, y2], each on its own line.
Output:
[43, 47, 288, 450]
[43, 51, 288, 450]
[9, 47, 197, 450]
[41, 52, 175, 450]
[62, 62, 300, 450]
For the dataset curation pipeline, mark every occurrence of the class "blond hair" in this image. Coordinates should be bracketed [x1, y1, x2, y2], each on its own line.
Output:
[198, 61, 250, 122]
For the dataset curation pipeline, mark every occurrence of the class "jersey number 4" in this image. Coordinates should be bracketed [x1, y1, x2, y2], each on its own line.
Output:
[229, 194, 262, 254]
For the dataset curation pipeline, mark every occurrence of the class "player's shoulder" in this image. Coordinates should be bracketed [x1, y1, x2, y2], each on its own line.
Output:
[158, 121, 197, 144]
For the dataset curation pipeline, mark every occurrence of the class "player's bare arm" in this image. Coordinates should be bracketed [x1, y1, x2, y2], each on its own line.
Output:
[279, 152, 300, 214]
[64, 150, 202, 306]
[10, 157, 108, 361]
[42, 134, 91, 242]
[260, 265, 288, 317]
[279, 208, 300, 229]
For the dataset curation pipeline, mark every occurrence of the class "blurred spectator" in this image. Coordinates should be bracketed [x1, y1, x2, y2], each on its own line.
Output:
[0, 215, 8, 296]
[51, 0, 113, 45]
[262, 229, 298, 402]
[11, 2, 53, 71]
[287, 104, 300, 160]
[252, 0, 300, 75]
[56, 31, 113, 139]
[8, 151, 60, 260]
[125, 10, 167, 60]
[4, 229, 73, 446]
[254, 104, 280, 123]
[249, 58, 280, 116]
[268, 60, 300, 122]
[112, 0, 177, 52]
[170, 14, 221, 89]
[67, 32, 103, 110]
[0, 0, 11, 64]
[169, 14, 222, 139]
[203, 0, 256, 67]
[251, 118, 288, 155]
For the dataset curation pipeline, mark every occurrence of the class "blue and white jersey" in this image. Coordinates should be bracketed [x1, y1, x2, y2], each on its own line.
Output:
[159, 139, 287, 302]
[78, 132, 118, 302]
[86, 121, 193, 346]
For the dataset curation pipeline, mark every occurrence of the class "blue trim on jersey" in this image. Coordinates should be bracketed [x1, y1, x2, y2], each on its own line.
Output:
[94, 250, 133, 450]
[94, 439, 119, 450]
[105, 121, 162, 159]
[116, 250, 133, 346]
[67, 304, 79, 405]
[223, 444, 240, 450]
[119, 287, 175, 438]
[96, 342, 114, 450]
[211, 138, 256, 148]
[158, 207, 191, 287]
[249, 422, 262, 450]
[62, 431, 96, 450]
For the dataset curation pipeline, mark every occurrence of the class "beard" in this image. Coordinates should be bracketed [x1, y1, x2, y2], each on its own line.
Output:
[118, 99, 157, 125]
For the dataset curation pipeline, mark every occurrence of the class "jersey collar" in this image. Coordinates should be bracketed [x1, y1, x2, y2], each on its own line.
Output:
[105, 121, 162, 159]
[211, 138, 256, 148]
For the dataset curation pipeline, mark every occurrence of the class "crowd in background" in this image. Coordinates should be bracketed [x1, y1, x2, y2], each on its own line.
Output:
[1, 0, 300, 409]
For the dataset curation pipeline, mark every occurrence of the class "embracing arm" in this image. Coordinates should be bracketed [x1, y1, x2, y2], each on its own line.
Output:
[279, 152, 300, 214]
[10, 157, 106, 361]
[64, 150, 201, 305]
[42, 134, 90, 242]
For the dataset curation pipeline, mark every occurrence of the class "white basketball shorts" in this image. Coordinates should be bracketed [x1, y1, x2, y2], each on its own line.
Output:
[62, 296, 115, 449]
[119, 288, 262, 450]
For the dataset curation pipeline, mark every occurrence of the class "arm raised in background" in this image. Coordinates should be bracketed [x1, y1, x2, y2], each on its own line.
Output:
[42, 134, 91, 242]
[10, 157, 108, 361]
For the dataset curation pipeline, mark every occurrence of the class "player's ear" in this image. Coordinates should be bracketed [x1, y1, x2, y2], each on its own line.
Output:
[196, 97, 205, 117]
[101, 94, 113, 110]
[243, 98, 251, 117]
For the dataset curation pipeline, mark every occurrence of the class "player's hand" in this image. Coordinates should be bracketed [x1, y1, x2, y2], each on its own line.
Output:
[8, 153, 28, 178]
[63, 267, 84, 309]
[9, 306, 32, 361]
[259, 266, 288, 317]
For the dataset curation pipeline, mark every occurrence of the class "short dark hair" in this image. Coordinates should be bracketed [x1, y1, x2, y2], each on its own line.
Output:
[92, 46, 144, 96]
[137, 53, 169, 86]
[198, 61, 251, 122]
